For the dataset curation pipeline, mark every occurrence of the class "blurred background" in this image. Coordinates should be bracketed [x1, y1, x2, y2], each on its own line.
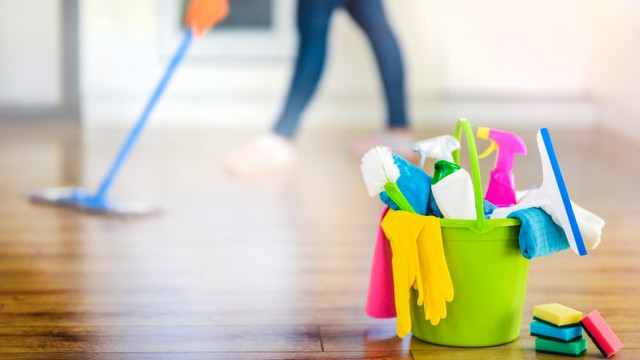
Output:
[1, 0, 639, 143]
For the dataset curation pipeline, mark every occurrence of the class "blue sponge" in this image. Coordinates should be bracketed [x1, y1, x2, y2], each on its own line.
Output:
[531, 320, 582, 342]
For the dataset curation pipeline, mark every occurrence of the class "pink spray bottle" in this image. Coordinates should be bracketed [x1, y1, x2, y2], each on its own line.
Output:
[476, 127, 527, 207]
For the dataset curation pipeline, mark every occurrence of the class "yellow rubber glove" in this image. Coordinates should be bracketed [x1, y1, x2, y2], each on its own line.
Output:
[417, 216, 454, 326]
[381, 210, 426, 338]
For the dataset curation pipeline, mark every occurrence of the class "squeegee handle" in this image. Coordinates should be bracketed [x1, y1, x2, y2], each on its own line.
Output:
[94, 30, 193, 200]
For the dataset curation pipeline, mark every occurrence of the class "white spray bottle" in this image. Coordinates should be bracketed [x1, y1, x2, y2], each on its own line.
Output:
[412, 135, 460, 168]
[412, 135, 475, 219]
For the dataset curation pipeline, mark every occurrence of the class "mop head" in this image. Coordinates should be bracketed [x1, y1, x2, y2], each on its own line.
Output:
[30, 187, 158, 216]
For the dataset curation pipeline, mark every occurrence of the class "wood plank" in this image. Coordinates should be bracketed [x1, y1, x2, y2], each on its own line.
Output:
[0, 302, 392, 327]
[0, 326, 321, 353]
[0, 352, 413, 360]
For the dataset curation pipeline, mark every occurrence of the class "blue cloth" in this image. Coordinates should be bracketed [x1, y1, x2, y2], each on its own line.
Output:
[380, 154, 442, 216]
[273, 0, 408, 138]
[507, 207, 570, 259]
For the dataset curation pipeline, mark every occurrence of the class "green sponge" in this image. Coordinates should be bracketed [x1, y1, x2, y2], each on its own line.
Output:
[536, 337, 587, 357]
[533, 303, 582, 326]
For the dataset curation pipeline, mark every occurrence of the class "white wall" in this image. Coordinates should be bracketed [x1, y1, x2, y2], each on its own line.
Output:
[436, 0, 589, 96]
[80, 0, 596, 129]
[586, 0, 640, 144]
[0, 0, 62, 106]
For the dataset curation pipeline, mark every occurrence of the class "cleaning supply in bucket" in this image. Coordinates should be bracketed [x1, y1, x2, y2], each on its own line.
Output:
[380, 210, 426, 337]
[490, 128, 587, 256]
[416, 215, 453, 326]
[383, 154, 441, 216]
[508, 194, 604, 252]
[431, 160, 475, 219]
[547, 197, 604, 250]
[382, 209, 453, 336]
[379, 153, 442, 216]
[361, 147, 416, 213]
[412, 135, 460, 168]
[366, 206, 396, 319]
[476, 127, 527, 207]
[581, 309, 623, 358]
[506, 207, 569, 259]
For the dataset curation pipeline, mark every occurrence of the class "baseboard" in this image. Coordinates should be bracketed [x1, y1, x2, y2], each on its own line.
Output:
[82, 96, 598, 130]
[596, 106, 640, 146]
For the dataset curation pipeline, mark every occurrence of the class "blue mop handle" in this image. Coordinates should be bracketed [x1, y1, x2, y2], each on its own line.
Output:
[94, 30, 193, 200]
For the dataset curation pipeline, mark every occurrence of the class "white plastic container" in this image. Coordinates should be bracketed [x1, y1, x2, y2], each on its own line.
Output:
[431, 160, 476, 219]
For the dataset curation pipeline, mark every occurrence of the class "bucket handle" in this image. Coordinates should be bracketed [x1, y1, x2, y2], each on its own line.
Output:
[452, 118, 485, 229]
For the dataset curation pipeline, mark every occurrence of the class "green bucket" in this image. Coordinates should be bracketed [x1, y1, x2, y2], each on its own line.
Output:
[409, 119, 530, 347]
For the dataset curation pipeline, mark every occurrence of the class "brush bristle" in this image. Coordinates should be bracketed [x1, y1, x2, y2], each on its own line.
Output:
[360, 146, 400, 197]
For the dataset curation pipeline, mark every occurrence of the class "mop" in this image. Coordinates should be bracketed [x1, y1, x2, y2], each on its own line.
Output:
[490, 128, 587, 256]
[30, 30, 194, 215]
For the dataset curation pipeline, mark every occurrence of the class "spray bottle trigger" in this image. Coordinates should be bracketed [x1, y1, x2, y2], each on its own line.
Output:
[478, 140, 498, 159]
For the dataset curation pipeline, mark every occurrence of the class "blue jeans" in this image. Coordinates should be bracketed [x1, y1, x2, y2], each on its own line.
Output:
[273, 0, 409, 139]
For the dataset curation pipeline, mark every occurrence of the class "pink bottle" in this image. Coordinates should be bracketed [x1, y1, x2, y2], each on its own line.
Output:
[477, 127, 527, 207]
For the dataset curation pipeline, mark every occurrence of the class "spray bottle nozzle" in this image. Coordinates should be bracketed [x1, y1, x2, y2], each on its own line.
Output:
[477, 127, 497, 159]
[412, 135, 461, 168]
[478, 140, 498, 159]
[476, 127, 527, 171]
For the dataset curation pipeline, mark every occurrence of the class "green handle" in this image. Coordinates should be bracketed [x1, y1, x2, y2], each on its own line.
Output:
[453, 118, 486, 229]
[384, 182, 416, 214]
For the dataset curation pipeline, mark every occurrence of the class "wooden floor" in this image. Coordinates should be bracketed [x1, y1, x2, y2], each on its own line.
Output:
[0, 122, 638, 359]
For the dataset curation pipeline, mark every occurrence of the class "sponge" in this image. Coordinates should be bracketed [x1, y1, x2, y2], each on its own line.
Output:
[531, 320, 582, 342]
[581, 310, 623, 358]
[535, 337, 587, 357]
[533, 303, 582, 326]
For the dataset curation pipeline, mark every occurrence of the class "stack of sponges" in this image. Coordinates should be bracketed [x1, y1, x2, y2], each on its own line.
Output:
[532, 303, 587, 356]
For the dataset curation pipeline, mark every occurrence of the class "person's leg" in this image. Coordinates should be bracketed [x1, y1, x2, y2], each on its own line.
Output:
[345, 0, 409, 130]
[345, 0, 416, 160]
[272, 0, 343, 139]
[224, 0, 343, 175]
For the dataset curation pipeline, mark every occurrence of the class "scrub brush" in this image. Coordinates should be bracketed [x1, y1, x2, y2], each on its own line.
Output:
[361, 146, 416, 213]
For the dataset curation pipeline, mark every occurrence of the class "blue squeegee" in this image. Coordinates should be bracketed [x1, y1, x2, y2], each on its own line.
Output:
[491, 128, 587, 256]
[538, 128, 586, 256]
[30, 30, 193, 215]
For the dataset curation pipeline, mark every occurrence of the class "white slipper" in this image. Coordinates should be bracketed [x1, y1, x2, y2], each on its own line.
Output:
[224, 134, 296, 176]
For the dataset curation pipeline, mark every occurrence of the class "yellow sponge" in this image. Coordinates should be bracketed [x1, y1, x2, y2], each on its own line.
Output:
[533, 303, 582, 326]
